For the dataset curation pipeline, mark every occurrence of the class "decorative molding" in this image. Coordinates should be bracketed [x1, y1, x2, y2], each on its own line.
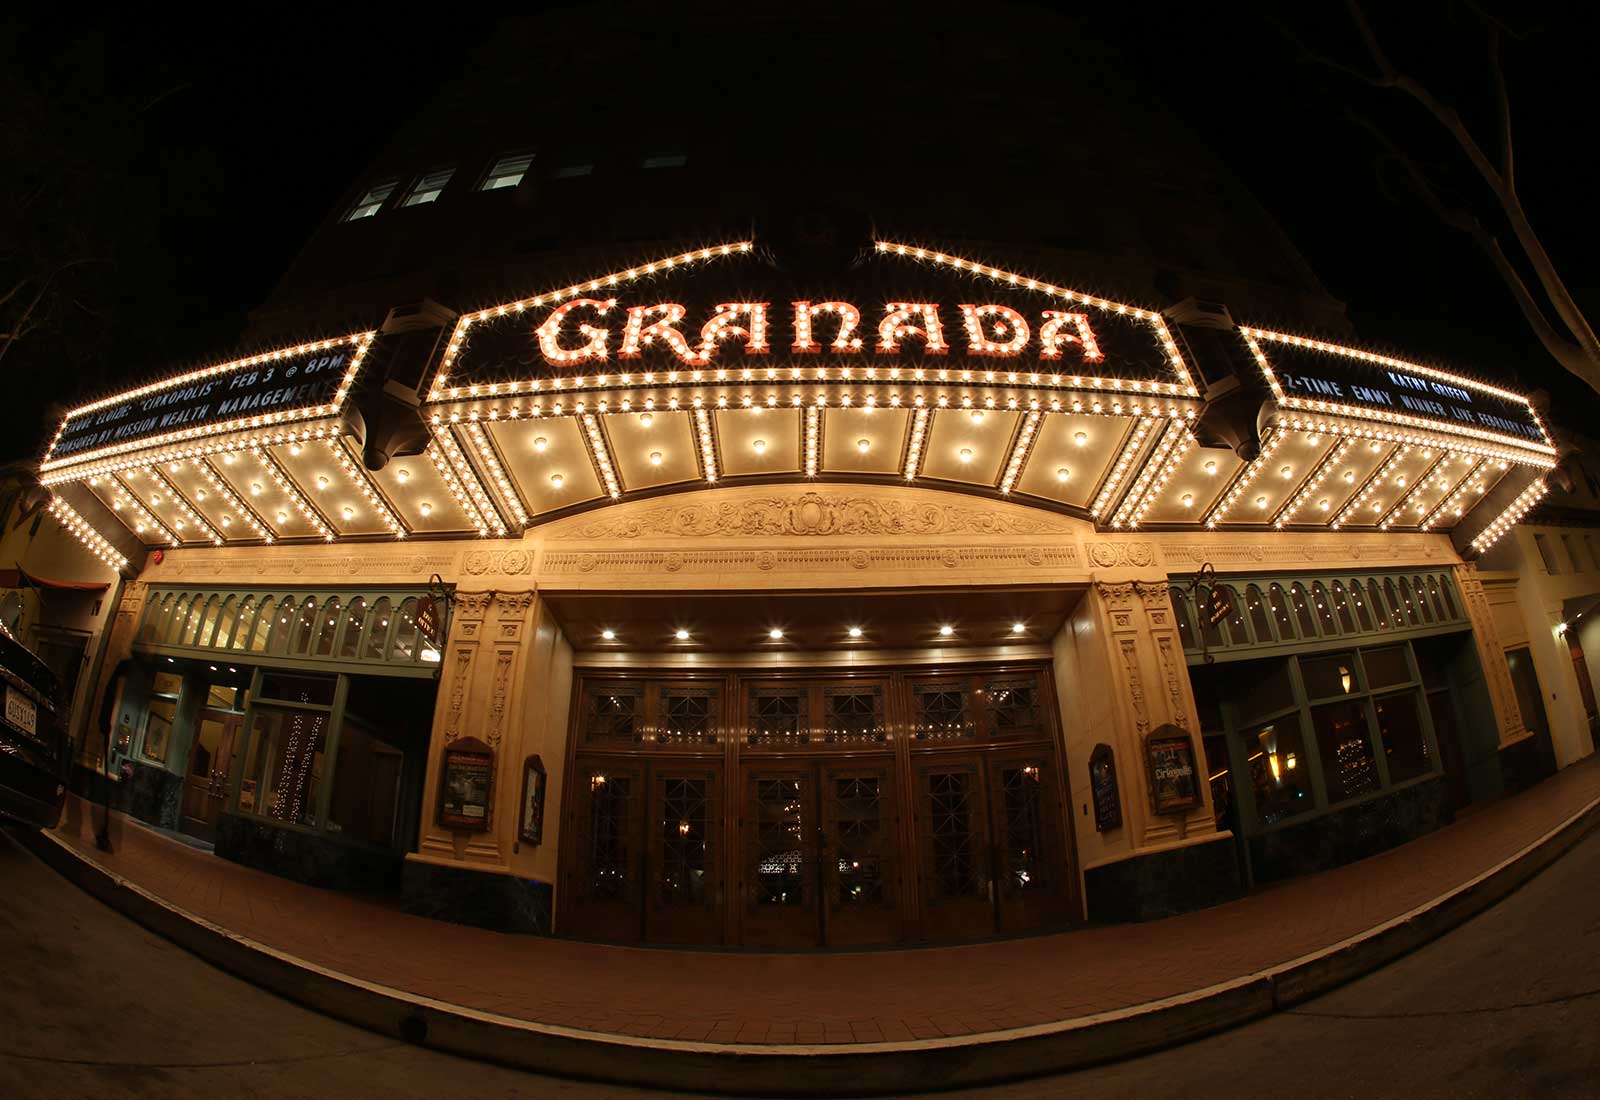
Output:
[1157, 537, 1450, 569]
[548, 491, 1071, 541]
[1455, 562, 1525, 743]
[442, 648, 472, 742]
[1155, 634, 1188, 728]
[159, 551, 456, 579]
[463, 548, 534, 576]
[487, 650, 513, 747]
[494, 590, 537, 616]
[454, 590, 494, 619]
[1087, 541, 1156, 569]
[1118, 637, 1149, 735]
[541, 544, 1079, 577]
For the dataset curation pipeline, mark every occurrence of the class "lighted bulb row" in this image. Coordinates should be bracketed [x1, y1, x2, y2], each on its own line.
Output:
[1203, 430, 1284, 528]
[462, 423, 529, 525]
[1277, 416, 1541, 471]
[196, 458, 274, 543]
[1125, 428, 1194, 528]
[999, 410, 1043, 494]
[109, 478, 178, 544]
[1111, 420, 1185, 527]
[874, 240, 1198, 394]
[257, 451, 334, 541]
[1469, 479, 1549, 554]
[1419, 459, 1491, 530]
[803, 406, 821, 478]
[580, 414, 623, 499]
[47, 498, 129, 572]
[1241, 331, 1554, 459]
[46, 425, 333, 488]
[902, 407, 931, 480]
[691, 407, 719, 484]
[1274, 440, 1355, 527]
[1330, 446, 1411, 530]
[44, 335, 374, 474]
[325, 439, 409, 536]
[1377, 455, 1453, 530]
[433, 429, 507, 535]
[431, 242, 754, 398]
[1092, 418, 1157, 518]
[144, 467, 222, 545]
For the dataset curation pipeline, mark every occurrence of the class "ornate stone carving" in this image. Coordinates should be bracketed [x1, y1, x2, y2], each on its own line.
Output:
[1088, 541, 1155, 568]
[442, 648, 471, 742]
[1156, 634, 1188, 728]
[549, 491, 1070, 540]
[494, 590, 536, 616]
[1158, 537, 1447, 569]
[541, 545, 1079, 576]
[487, 651, 512, 746]
[162, 551, 455, 580]
[454, 590, 494, 619]
[1118, 637, 1149, 735]
[1095, 582, 1137, 628]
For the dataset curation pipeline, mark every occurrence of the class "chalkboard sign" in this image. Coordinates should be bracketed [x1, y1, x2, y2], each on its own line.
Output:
[47, 339, 365, 463]
[438, 736, 494, 831]
[1088, 743, 1122, 832]
[1144, 724, 1201, 815]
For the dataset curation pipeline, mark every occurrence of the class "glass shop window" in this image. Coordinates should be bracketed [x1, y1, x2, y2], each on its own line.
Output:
[258, 671, 337, 707]
[141, 697, 178, 765]
[1374, 691, 1432, 784]
[1361, 645, 1413, 690]
[1313, 699, 1380, 804]
[344, 180, 396, 221]
[364, 597, 393, 661]
[1170, 587, 1196, 650]
[1300, 654, 1359, 700]
[237, 707, 329, 827]
[1347, 581, 1375, 631]
[326, 717, 405, 847]
[1267, 584, 1296, 640]
[1331, 582, 1358, 633]
[401, 166, 454, 206]
[480, 152, 534, 191]
[1240, 719, 1313, 826]
[1233, 658, 1295, 722]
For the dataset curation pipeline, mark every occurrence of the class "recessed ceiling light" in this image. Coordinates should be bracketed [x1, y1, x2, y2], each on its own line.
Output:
[857, 438, 871, 453]
[1279, 465, 1293, 479]
[1307, 435, 1320, 445]
[1074, 432, 1088, 446]
[209, 665, 217, 672]
[150, 494, 161, 505]
[768, 628, 784, 640]
[675, 628, 690, 641]
[847, 626, 863, 639]
[228, 667, 238, 674]
[1181, 492, 1194, 507]
[1056, 467, 1070, 482]
[752, 438, 766, 454]
[1011, 622, 1026, 633]
[194, 489, 207, 501]
[396, 468, 410, 482]
[1255, 496, 1267, 508]
[939, 624, 955, 636]
[533, 436, 548, 453]
[220, 516, 232, 527]
[1343, 470, 1355, 482]
[1204, 460, 1217, 475]
[601, 629, 616, 641]
[222, 455, 234, 466]
[970, 410, 985, 424]
[1369, 441, 1381, 452]
[550, 473, 564, 488]
[250, 483, 263, 495]
[639, 413, 653, 427]
[276, 511, 289, 523]
[1319, 499, 1330, 511]
[958, 448, 973, 462]
[419, 502, 433, 516]
[316, 475, 330, 489]
[342, 506, 355, 520]
[650, 452, 663, 466]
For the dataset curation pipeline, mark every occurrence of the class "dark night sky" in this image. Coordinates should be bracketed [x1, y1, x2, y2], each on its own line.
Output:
[6, 2, 1598, 467]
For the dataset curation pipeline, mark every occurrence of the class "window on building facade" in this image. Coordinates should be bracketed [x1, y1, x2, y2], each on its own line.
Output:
[141, 673, 180, 765]
[642, 152, 688, 168]
[401, 167, 454, 206]
[344, 181, 396, 220]
[554, 161, 594, 178]
[1534, 533, 1561, 574]
[1561, 533, 1586, 573]
[480, 152, 534, 190]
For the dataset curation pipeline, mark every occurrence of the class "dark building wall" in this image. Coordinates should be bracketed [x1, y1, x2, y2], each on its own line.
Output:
[247, 2, 1345, 342]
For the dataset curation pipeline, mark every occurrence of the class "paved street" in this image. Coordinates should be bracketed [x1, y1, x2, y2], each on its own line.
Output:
[2, 824, 1597, 1099]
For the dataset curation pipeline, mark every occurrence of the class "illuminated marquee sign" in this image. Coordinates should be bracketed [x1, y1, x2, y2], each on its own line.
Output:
[44, 335, 372, 467]
[431, 241, 1196, 399]
[1241, 327, 1548, 449]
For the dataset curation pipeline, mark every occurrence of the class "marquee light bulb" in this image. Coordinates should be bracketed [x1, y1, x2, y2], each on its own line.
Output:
[289, 443, 302, 456]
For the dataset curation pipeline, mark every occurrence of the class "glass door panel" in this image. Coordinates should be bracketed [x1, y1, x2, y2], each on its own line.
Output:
[739, 766, 819, 947]
[563, 758, 645, 942]
[645, 765, 722, 944]
[913, 755, 995, 941]
[988, 751, 1073, 931]
[820, 761, 901, 945]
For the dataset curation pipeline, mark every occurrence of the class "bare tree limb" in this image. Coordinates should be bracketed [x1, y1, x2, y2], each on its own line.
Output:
[1487, 25, 1515, 193]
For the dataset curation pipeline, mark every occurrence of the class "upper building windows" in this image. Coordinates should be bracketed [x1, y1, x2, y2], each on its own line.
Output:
[642, 152, 688, 169]
[344, 181, 397, 221]
[402, 167, 455, 207]
[554, 161, 594, 179]
[481, 152, 535, 191]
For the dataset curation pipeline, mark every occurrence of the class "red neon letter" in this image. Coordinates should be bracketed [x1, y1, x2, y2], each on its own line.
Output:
[618, 303, 701, 364]
[877, 303, 947, 353]
[959, 304, 1030, 357]
[1039, 311, 1104, 361]
[791, 301, 863, 353]
[534, 298, 615, 364]
[699, 302, 771, 360]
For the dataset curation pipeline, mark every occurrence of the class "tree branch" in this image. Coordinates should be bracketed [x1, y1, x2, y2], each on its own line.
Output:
[1488, 24, 1514, 193]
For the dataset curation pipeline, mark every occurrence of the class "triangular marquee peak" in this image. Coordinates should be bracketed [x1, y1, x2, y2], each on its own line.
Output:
[426, 238, 1199, 404]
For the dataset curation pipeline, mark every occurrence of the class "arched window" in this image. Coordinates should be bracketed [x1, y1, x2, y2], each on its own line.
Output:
[267, 595, 298, 654]
[1246, 585, 1273, 642]
[1396, 577, 1422, 626]
[363, 597, 392, 660]
[290, 597, 319, 655]
[1289, 583, 1318, 637]
[214, 596, 239, 649]
[1425, 575, 1448, 620]
[142, 594, 174, 642]
[1221, 586, 1250, 645]
[1411, 577, 1435, 623]
[165, 595, 194, 644]
[246, 597, 273, 652]
[338, 597, 367, 658]
[1170, 587, 1196, 650]
[1331, 582, 1358, 633]
[313, 597, 342, 656]
[1367, 580, 1390, 628]
[1268, 584, 1296, 640]
[192, 596, 221, 647]
[389, 597, 420, 661]
[1383, 579, 1407, 625]
[231, 597, 256, 649]
[1312, 583, 1339, 635]
[1436, 575, 1459, 619]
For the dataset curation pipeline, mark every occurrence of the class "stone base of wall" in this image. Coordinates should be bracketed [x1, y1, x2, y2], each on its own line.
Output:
[401, 858, 553, 935]
[1499, 734, 1558, 797]
[1084, 835, 1243, 923]
[1249, 775, 1446, 883]
[78, 761, 182, 832]
[215, 812, 403, 892]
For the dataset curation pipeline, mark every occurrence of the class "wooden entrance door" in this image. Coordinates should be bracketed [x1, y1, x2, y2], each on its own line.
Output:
[644, 762, 724, 945]
[912, 753, 996, 941]
[180, 710, 241, 841]
[986, 749, 1073, 932]
[819, 759, 902, 945]
[739, 763, 820, 947]
[563, 757, 646, 942]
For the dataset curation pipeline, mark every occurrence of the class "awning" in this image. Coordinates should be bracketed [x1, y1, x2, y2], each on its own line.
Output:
[0, 566, 110, 593]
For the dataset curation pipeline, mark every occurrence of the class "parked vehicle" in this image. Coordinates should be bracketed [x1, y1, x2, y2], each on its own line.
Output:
[0, 618, 68, 828]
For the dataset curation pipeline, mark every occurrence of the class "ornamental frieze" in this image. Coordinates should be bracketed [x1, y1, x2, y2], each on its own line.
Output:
[547, 491, 1069, 541]
[540, 544, 1078, 577]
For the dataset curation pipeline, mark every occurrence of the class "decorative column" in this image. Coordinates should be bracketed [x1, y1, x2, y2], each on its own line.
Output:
[81, 580, 146, 768]
[1455, 562, 1526, 746]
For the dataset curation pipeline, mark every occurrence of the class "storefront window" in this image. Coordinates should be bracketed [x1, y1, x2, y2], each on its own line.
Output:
[142, 697, 177, 764]
[1375, 691, 1432, 784]
[1351, 581, 1375, 630]
[1301, 653, 1358, 699]
[215, 596, 239, 647]
[246, 597, 273, 651]
[1289, 583, 1319, 637]
[1362, 645, 1411, 689]
[1424, 576, 1447, 621]
[238, 707, 328, 827]
[1235, 658, 1294, 720]
[1221, 585, 1249, 645]
[1241, 719, 1312, 825]
[1170, 587, 1196, 650]
[290, 597, 319, 655]
[1314, 699, 1380, 803]
[1367, 580, 1390, 628]
[267, 596, 297, 654]
[193, 596, 222, 646]
[231, 597, 256, 649]
[390, 598, 420, 661]
[1411, 577, 1435, 623]
[1382, 579, 1406, 627]
[166, 595, 194, 644]
[1398, 578, 1423, 626]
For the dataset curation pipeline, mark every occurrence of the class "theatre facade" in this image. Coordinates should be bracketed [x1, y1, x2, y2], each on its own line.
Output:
[39, 236, 1564, 942]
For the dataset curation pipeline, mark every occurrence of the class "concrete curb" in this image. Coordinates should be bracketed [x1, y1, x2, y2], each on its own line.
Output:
[23, 794, 1600, 1096]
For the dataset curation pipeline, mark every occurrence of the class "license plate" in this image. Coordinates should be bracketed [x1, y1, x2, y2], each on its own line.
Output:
[5, 687, 37, 736]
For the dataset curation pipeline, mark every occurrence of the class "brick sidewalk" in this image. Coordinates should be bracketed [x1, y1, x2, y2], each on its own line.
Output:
[46, 757, 1600, 1047]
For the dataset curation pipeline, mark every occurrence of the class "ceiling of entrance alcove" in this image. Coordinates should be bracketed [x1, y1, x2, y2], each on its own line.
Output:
[542, 586, 1084, 655]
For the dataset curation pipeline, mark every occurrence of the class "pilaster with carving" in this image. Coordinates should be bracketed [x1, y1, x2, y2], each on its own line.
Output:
[1090, 577, 1217, 849]
[79, 580, 145, 767]
[1454, 562, 1526, 745]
